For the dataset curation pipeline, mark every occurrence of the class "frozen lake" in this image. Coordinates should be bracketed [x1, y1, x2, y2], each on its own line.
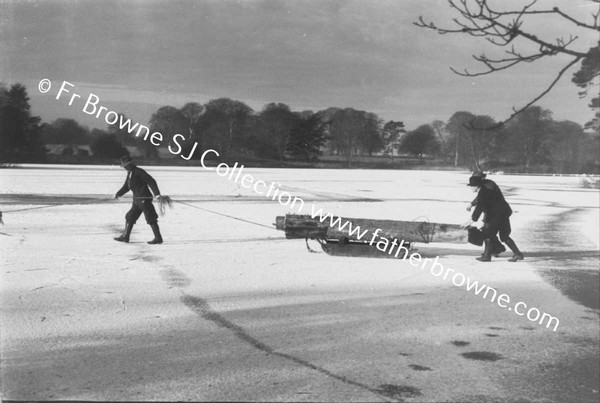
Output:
[1, 165, 599, 401]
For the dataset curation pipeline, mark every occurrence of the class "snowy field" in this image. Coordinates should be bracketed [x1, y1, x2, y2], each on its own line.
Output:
[1, 165, 599, 402]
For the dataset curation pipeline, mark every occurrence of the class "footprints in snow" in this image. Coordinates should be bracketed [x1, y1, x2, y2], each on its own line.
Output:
[129, 253, 162, 263]
[453, 327, 506, 362]
[159, 268, 192, 289]
[137, 250, 517, 395]
[461, 351, 504, 362]
[408, 364, 432, 371]
[451, 340, 470, 347]
[128, 250, 192, 290]
[376, 384, 422, 400]
[406, 326, 512, 371]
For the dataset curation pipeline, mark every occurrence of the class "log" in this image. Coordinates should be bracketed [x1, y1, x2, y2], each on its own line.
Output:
[274, 214, 467, 244]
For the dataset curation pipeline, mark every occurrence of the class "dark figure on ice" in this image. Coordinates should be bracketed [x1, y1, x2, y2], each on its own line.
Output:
[465, 172, 523, 262]
[114, 156, 163, 244]
[467, 191, 506, 258]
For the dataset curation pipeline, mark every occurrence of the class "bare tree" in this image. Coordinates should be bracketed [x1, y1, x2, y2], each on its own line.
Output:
[180, 102, 204, 140]
[430, 120, 448, 153]
[415, 0, 600, 129]
[149, 106, 186, 148]
[382, 120, 406, 160]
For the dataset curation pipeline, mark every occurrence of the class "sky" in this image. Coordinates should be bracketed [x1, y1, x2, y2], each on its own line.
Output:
[1, 0, 598, 131]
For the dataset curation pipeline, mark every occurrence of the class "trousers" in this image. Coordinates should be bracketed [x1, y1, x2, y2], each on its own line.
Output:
[481, 214, 511, 242]
[125, 199, 158, 225]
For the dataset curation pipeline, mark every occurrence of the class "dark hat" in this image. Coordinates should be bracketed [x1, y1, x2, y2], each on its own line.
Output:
[467, 171, 486, 186]
[120, 155, 134, 167]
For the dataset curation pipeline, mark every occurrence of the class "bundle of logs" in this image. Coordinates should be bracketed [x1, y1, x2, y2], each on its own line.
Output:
[274, 214, 467, 258]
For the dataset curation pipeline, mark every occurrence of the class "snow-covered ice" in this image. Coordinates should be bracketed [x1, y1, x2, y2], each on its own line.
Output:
[1, 165, 598, 402]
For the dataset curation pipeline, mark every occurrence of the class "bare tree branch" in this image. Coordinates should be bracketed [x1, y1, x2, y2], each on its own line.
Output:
[500, 7, 600, 31]
[467, 56, 583, 130]
[414, 0, 598, 127]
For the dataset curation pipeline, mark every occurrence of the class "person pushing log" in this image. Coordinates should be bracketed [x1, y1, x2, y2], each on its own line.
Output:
[464, 171, 524, 262]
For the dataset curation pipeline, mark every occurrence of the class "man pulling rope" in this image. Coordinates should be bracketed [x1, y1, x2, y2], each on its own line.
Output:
[114, 156, 164, 244]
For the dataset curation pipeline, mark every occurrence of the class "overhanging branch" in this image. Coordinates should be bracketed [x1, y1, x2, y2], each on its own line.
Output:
[414, 0, 597, 127]
[467, 56, 583, 130]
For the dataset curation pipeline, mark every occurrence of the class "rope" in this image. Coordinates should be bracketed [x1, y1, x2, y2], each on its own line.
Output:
[1, 195, 275, 231]
[1, 196, 114, 214]
[173, 200, 276, 230]
[1, 205, 64, 213]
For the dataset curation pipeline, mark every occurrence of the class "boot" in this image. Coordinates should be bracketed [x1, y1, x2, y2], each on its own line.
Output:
[148, 223, 163, 245]
[114, 222, 133, 243]
[505, 238, 524, 262]
[476, 239, 492, 262]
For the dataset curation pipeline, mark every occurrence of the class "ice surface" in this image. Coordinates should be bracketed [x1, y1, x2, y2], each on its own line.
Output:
[1, 165, 598, 401]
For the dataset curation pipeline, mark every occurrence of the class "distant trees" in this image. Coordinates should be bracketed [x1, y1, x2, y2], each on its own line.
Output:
[446, 112, 477, 167]
[327, 109, 361, 166]
[357, 112, 383, 157]
[251, 103, 296, 160]
[400, 124, 440, 157]
[489, 106, 593, 173]
[180, 102, 204, 141]
[463, 115, 500, 170]
[503, 106, 553, 171]
[431, 120, 448, 153]
[177, 102, 204, 156]
[41, 118, 90, 145]
[287, 112, 327, 161]
[149, 106, 187, 145]
[0, 83, 44, 162]
[148, 106, 189, 158]
[438, 106, 595, 172]
[585, 97, 600, 134]
[145, 99, 327, 162]
[445, 112, 501, 169]
[581, 131, 600, 172]
[1, 82, 596, 173]
[249, 103, 327, 161]
[90, 130, 129, 160]
[544, 120, 585, 174]
[106, 111, 158, 159]
[382, 120, 406, 158]
[107, 112, 134, 146]
[325, 108, 384, 166]
[199, 98, 253, 155]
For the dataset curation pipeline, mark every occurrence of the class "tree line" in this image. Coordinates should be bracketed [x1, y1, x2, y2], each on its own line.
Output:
[1, 82, 598, 173]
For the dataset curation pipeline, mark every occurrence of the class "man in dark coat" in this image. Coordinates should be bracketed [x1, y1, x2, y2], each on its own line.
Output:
[114, 156, 163, 244]
[468, 191, 506, 257]
[465, 172, 523, 262]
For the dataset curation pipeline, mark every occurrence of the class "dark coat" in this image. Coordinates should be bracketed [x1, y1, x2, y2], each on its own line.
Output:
[471, 179, 512, 222]
[116, 165, 160, 199]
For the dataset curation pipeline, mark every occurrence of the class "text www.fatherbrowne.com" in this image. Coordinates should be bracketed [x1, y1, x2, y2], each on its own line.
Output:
[40, 79, 560, 332]
[308, 205, 560, 332]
